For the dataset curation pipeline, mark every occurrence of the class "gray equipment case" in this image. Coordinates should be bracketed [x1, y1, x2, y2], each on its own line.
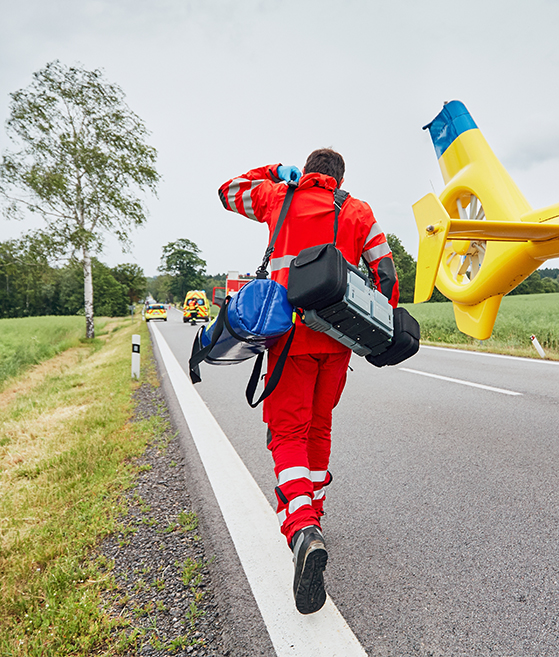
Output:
[302, 264, 394, 357]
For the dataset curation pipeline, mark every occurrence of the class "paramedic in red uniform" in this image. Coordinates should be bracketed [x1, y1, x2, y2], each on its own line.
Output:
[218, 149, 399, 614]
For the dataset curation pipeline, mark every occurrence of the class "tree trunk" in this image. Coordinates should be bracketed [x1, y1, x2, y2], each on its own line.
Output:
[83, 247, 95, 338]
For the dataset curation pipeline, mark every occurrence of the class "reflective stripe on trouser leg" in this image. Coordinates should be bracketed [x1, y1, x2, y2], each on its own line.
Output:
[275, 466, 313, 530]
[278, 466, 311, 486]
[277, 495, 313, 527]
[310, 470, 333, 516]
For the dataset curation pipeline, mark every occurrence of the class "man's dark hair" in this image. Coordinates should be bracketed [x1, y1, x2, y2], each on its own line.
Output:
[303, 148, 345, 186]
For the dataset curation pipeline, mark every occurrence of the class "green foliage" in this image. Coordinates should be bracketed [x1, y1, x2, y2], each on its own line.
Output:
[539, 268, 559, 280]
[506, 270, 559, 295]
[157, 239, 207, 301]
[541, 276, 559, 293]
[386, 234, 416, 303]
[0, 235, 129, 319]
[146, 274, 172, 304]
[507, 271, 545, 295]
[177, 510, 198, 531]
[201, 273, 226, 302]
[1, 61, 159, 248]
[0, 231, 65, 318]
[58, 259, 129, 317]
[111, 263, 147, 303]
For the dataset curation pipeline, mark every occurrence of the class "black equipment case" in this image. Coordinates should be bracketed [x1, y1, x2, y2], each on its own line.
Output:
[299, 263, 394, 357]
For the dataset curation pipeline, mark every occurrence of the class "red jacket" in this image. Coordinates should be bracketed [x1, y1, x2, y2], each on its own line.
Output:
[218, 164, 399, 355]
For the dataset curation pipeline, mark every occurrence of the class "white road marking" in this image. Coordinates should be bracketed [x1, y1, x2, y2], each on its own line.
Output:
[150, 323, 367, 657]
[399, 367, 523, 396]
[421, 344, 559, 366]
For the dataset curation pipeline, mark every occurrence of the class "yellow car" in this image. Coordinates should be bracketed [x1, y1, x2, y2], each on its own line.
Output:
[145, 304, 167, 322]
[183, 290, 210, 324]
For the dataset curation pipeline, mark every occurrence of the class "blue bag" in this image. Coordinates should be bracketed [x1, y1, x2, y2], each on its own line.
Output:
[189, 182, 298, 407]
[193, 278, 294, 365]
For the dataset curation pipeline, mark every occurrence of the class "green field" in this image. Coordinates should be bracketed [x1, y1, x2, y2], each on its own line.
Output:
[404, 292, 559, 358]
[0, 316, 107, 388]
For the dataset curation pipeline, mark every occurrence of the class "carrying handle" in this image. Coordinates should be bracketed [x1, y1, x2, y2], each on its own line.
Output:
[255, 180, 298, 279]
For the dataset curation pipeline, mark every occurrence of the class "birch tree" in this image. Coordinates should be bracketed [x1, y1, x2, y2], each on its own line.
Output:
[0, 60, 159, 337]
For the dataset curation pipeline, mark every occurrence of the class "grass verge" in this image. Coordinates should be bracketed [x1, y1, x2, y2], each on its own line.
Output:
[0, 316, 109, 390]
[0, 314, 157, 656]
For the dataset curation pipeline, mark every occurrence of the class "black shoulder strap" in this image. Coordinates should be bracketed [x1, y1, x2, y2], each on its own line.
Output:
[245, 323, 296, 407]
[332, 188, 349, 245]
[255, 180, 298, 279]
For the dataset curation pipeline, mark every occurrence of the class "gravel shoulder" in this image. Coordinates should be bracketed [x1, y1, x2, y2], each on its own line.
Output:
[100, 337, 274, 657]
[101, 379, 227, 656]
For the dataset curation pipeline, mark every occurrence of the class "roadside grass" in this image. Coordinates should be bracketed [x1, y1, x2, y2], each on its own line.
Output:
[0, 314, 158, 656]
[404, 292, 559, 359]
[0, 315, 110, 390]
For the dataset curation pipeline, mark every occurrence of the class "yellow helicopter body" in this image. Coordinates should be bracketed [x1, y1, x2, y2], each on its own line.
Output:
[414, 101, 559, 340]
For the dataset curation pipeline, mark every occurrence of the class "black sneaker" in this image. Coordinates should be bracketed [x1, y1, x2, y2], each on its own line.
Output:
[291, 525, 328, 614]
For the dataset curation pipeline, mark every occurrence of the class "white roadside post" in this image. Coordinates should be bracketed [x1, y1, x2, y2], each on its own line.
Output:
[530, 334, 546, 359]
[132, 334, 141, 379]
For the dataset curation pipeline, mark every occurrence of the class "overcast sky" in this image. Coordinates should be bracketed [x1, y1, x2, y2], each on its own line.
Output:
[2, 0, 559, 277]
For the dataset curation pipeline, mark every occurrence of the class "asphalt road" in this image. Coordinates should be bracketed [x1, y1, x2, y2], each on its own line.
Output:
[152, 307, 559, 656]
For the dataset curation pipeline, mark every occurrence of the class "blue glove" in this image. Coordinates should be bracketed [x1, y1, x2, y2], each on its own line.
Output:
[277, 165, 302, 183]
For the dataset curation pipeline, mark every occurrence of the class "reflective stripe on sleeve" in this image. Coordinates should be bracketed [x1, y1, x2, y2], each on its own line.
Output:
[277, 466, 311, 485]
[270, 255, 296, 273]
[228, 178, 262, 220]
[227, 177, 248, 210]
[364, 222, 383, 247]
[313, 489, 326, 501]
[277, 509, 287, 525]
[363, 241, 391, 263]
[241, 188, 258, 220]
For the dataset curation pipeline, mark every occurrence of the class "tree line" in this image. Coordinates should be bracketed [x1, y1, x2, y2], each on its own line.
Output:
[146, 235, 559, 307]
[1, 227, 557, 321]
[145, 237, 224, 304]
[0, 231, 147, 319]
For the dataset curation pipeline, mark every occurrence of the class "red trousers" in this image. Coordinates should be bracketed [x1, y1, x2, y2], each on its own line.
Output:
[263, 350, 351, 545]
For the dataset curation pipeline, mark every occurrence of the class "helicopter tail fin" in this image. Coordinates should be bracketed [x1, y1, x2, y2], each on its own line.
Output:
[413, 193, 451, 303]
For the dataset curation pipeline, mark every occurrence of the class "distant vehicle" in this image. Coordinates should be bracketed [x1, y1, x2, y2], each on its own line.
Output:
[212, 270, 255, 307]
[145, 304, 167, 322]
[183, 290, 210, 324]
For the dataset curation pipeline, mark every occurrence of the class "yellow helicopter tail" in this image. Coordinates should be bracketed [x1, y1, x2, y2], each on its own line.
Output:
[414, 100, 559, 341]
